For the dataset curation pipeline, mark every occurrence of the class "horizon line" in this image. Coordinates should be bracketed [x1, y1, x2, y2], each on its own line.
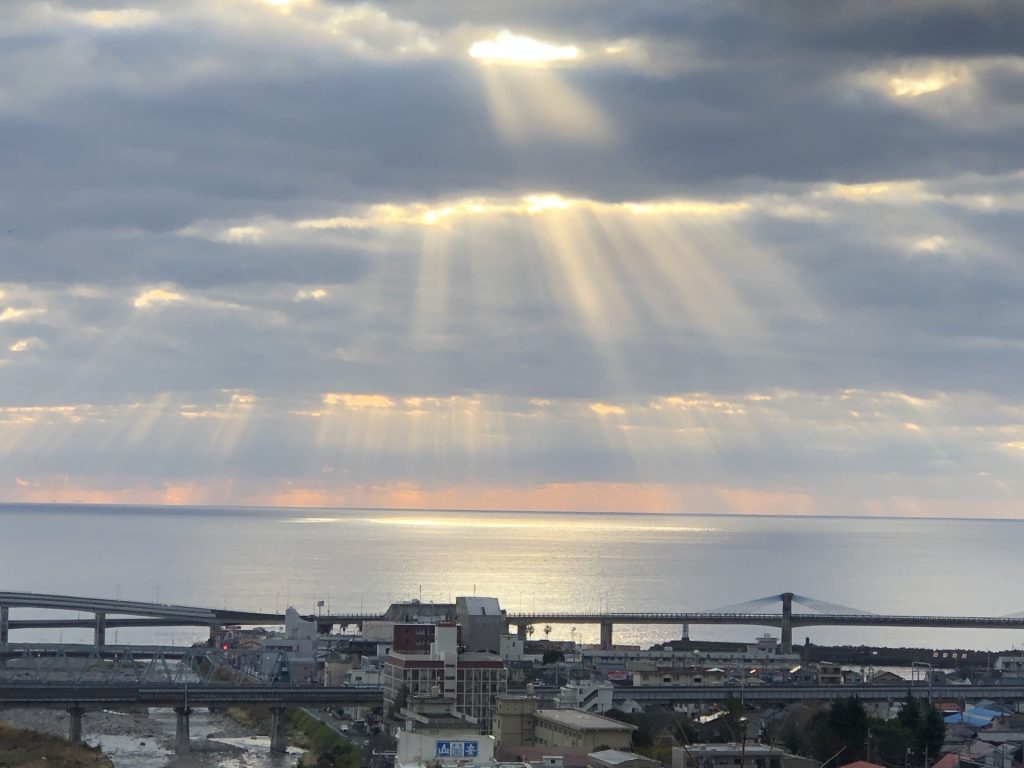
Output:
[1, 499, 1022, 524]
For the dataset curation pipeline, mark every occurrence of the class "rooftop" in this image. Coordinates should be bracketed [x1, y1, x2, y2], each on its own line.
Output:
[460, 597, 502, 616]
[684, 744, 796, 757]
[536, 710, 636, 732]
[589, 750, 652, 765]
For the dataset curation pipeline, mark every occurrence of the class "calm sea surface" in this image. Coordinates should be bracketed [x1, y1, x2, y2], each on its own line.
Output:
[3, 504, 1024, 651]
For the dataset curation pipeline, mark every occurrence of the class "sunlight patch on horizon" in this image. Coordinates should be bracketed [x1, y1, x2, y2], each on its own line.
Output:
[349, 514, 718, 534]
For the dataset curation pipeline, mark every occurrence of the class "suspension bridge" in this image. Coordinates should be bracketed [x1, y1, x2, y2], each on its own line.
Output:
[5, 590, 1024, 655]
[508, 592, 1024, 652]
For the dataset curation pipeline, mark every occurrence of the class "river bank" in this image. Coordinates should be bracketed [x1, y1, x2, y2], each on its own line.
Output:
[0, 706, 304, 767]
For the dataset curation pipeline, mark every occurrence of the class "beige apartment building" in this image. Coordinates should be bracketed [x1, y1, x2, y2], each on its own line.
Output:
[494, 696, 635, 753]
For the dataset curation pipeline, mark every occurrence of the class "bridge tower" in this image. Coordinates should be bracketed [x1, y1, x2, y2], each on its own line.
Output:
[780, 592, 793, 654]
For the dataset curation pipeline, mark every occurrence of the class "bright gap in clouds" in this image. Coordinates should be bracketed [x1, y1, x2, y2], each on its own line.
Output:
[469, 30, 581, 66]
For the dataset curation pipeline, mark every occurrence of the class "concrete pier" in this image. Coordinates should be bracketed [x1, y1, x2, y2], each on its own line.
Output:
[94, 613, 106, 646]
[174, 707, 192, 753]
[68, 706, 84, 744]
[600, 621, 613, 650]
[0, 606, 8, 644]
[270, 706, 288, 754]
[781, 592, 794, 654]
[517, 623, 528, 640]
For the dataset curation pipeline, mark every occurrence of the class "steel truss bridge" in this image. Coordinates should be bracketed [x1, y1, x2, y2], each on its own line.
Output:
[0, 683, 381, 707]
[5, 590, 1024, 653]
[0, 641, 381, 754]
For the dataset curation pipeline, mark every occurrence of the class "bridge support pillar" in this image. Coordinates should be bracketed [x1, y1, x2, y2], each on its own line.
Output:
[781, 592, 793, 654]
[68, 706, 84, 744]
[270, 706, 288, 754]
[174, 707, 192, 753]
[94, 612, 106, 646]
[517, 623, 528, 640]
[317, 621, 334, 635]
[600, 622, 613, 650]
[0, 605, 8, 645]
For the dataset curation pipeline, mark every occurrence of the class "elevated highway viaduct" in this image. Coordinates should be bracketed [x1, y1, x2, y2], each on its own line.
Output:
[7, 590, 1024, 653]
[506, 610, 1024, 651]
[0, 591, 377, 645]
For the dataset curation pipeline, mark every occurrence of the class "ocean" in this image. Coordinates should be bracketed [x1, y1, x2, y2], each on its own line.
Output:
[3, 503, 1024, 651]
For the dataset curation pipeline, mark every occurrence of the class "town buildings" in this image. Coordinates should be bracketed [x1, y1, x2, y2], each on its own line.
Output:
[673, 744, 818, 768]
[494, 696, 635, 753]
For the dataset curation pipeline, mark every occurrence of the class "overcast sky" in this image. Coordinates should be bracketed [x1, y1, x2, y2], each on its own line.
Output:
[3, 0, 1024, 515]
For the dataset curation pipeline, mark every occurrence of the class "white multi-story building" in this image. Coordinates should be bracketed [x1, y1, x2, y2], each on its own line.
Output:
[396, 695, 496, 768]
[553, 681, 614, 714]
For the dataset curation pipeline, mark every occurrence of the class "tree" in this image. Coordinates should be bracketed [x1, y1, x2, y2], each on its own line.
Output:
[897, 694, 921, 731]
[804, 697, 869, 764]
[871, 720, 910, 767]
[388, 684, 409, 719]
[674, 714, 697, 746]
[916, 705, 945, 763]
[723, 695, 745, 742]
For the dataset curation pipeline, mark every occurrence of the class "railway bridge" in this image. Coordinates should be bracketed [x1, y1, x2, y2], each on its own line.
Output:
[0, 681, 380, 754]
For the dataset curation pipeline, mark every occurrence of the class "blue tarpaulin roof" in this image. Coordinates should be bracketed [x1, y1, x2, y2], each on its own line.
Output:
[944, 707, 1002, 727]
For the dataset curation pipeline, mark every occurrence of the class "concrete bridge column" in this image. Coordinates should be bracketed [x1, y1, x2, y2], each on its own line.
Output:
[68, 706, 85, 744]
[174, 707, 192, 753]
[317, 621, 334, 635]
[517, 623, 528, 640]
[0, 606, 8, 645]
[600, 622, 614, 650]
[781, 592, 793, 654]
[270, 706, 288, 754]
[94, 613, 106, 646]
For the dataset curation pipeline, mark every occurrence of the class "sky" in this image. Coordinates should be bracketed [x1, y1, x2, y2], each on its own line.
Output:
[2, 0, 1024, 516]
